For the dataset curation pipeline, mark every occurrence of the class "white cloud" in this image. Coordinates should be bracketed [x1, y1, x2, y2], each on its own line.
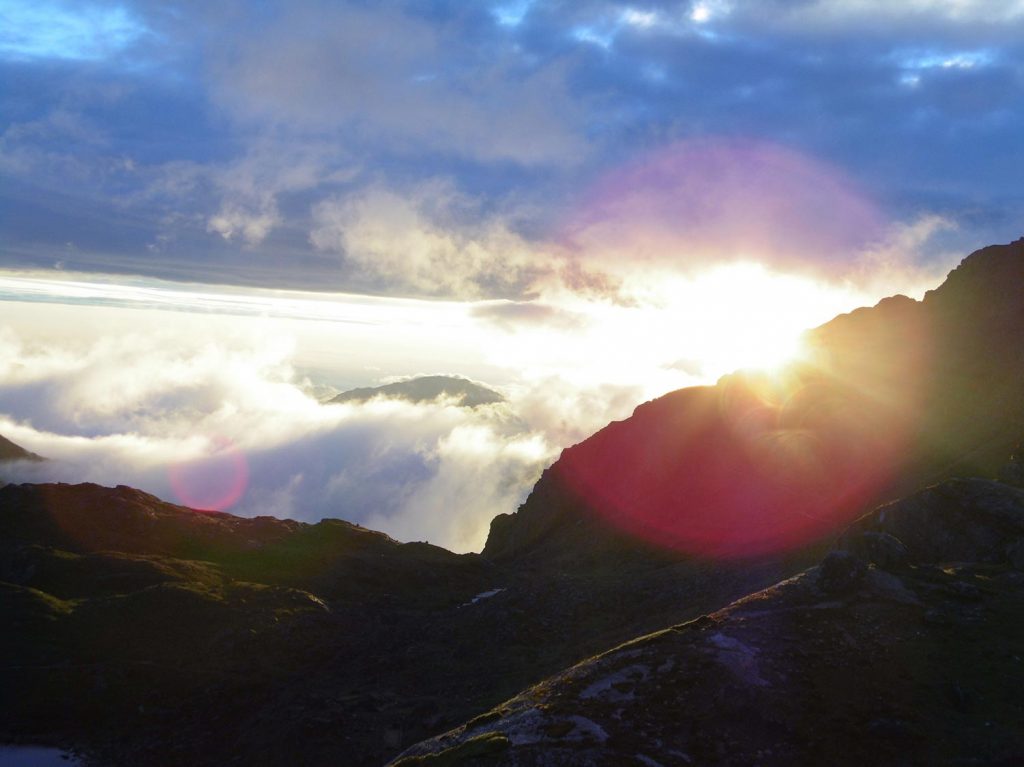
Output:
[0, 321, 565, 553]
[0, 0, 150, 62]
[850, 214, 960, 297]
[733, 0, 1024, 29]
[310, 180, 555, 298]
[207, 201, 280, 245]
[201, 141, 358, 246]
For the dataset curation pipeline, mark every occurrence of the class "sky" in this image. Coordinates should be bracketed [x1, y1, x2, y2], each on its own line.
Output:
[2, 0, 1023, 551]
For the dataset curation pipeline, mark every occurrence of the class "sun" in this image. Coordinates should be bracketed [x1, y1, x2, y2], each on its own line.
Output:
[658, 262, 862, 379]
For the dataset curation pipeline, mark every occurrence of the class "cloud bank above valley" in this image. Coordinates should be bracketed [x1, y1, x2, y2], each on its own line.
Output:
[0, 300, 658, 553]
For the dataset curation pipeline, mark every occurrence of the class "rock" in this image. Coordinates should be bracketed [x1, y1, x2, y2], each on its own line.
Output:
[840, 531, 908, 570]
[1007, 540, 1024, 570]
[845, 479, 1024, 565]
[817, 551, 867, 594]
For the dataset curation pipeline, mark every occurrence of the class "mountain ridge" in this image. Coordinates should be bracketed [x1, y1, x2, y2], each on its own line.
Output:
[0, 434, 44, 464]
[484, 237, 1024, 565]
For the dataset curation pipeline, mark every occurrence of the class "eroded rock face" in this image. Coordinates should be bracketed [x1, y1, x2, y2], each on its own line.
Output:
[394, 476, 1024, 766]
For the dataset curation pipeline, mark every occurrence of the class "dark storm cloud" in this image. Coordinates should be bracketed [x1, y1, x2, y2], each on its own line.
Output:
[1, 0, 1022, 296]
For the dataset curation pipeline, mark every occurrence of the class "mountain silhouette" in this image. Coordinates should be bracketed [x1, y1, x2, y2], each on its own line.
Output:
[328, 375, 504, 407]
[0, 434, 44, 464]
[1, 238, 1023, 765]
[485, 238, 1024, 564]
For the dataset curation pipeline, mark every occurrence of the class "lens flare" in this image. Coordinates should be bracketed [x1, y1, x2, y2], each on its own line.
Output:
[554, 332, 931, 559]
[561, 137, 885, 280]
[168, 437, 249, 511]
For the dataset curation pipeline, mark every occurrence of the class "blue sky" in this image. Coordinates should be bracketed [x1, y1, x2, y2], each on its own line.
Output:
[2, 0, 1022, 300]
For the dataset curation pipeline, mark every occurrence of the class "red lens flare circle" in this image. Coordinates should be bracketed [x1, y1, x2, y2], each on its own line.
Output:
[168, 437, 249, 511]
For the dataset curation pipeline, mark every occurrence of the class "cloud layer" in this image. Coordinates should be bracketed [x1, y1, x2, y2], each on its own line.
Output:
[0, 318, 647, 553]
[1, 0, 1021, 298]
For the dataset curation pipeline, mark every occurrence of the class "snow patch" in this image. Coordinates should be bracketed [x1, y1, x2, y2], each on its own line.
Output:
[568, 715, 608, 743]
[580, 663, 650, 701]
[459, 588, 506, 608]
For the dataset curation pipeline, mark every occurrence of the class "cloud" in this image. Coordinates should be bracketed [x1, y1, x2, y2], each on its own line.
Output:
[310, 180, 556, 298]
[207, 2, 587, 166]
[0, 322, 563, 553]
[0, 1, 151, 63]
[470, 301, 587, 331]
[559, 138, 887, 284]
[202, 140, 360, 246]
[206, 201, 279, 246]
[2, 0, 1023, 302]
[732, 0, 1024, 29]
[850, 213, 960, 295]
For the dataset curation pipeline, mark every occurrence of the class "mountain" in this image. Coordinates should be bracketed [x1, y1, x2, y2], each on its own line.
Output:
[328, 375, 505, 407]
[485, 238, 1024, 566]
[0, 434, 44, 463]
[2, 238, 1023, 765]
[0, 482, 785, 766]
[394, 477, 1024, 766]
[0, 482, 498, 765]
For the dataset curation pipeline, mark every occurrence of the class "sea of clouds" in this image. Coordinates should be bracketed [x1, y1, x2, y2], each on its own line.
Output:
[0, 321, 642, 553]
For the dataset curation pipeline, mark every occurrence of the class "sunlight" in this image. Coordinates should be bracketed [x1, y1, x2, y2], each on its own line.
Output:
[650, 262, 868, 380]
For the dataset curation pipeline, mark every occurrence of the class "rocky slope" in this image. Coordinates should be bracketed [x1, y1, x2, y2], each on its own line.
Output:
[393, 478, 1024, 766]
[485, 238, 1024, 565]
[0, 482, 786, 766]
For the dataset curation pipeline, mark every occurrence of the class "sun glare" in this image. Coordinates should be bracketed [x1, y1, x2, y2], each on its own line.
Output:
[656, 262, 864, 379]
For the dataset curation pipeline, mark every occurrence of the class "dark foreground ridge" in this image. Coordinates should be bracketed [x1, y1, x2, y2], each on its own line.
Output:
[1, 238, 1023, 765]
[0, 481, 789, 766]
[394, 478, 1024, 766]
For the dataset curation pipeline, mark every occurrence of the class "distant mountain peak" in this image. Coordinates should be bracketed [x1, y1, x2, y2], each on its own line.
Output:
[327, 374, 504, 407]
[0, 434, 44, 463]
